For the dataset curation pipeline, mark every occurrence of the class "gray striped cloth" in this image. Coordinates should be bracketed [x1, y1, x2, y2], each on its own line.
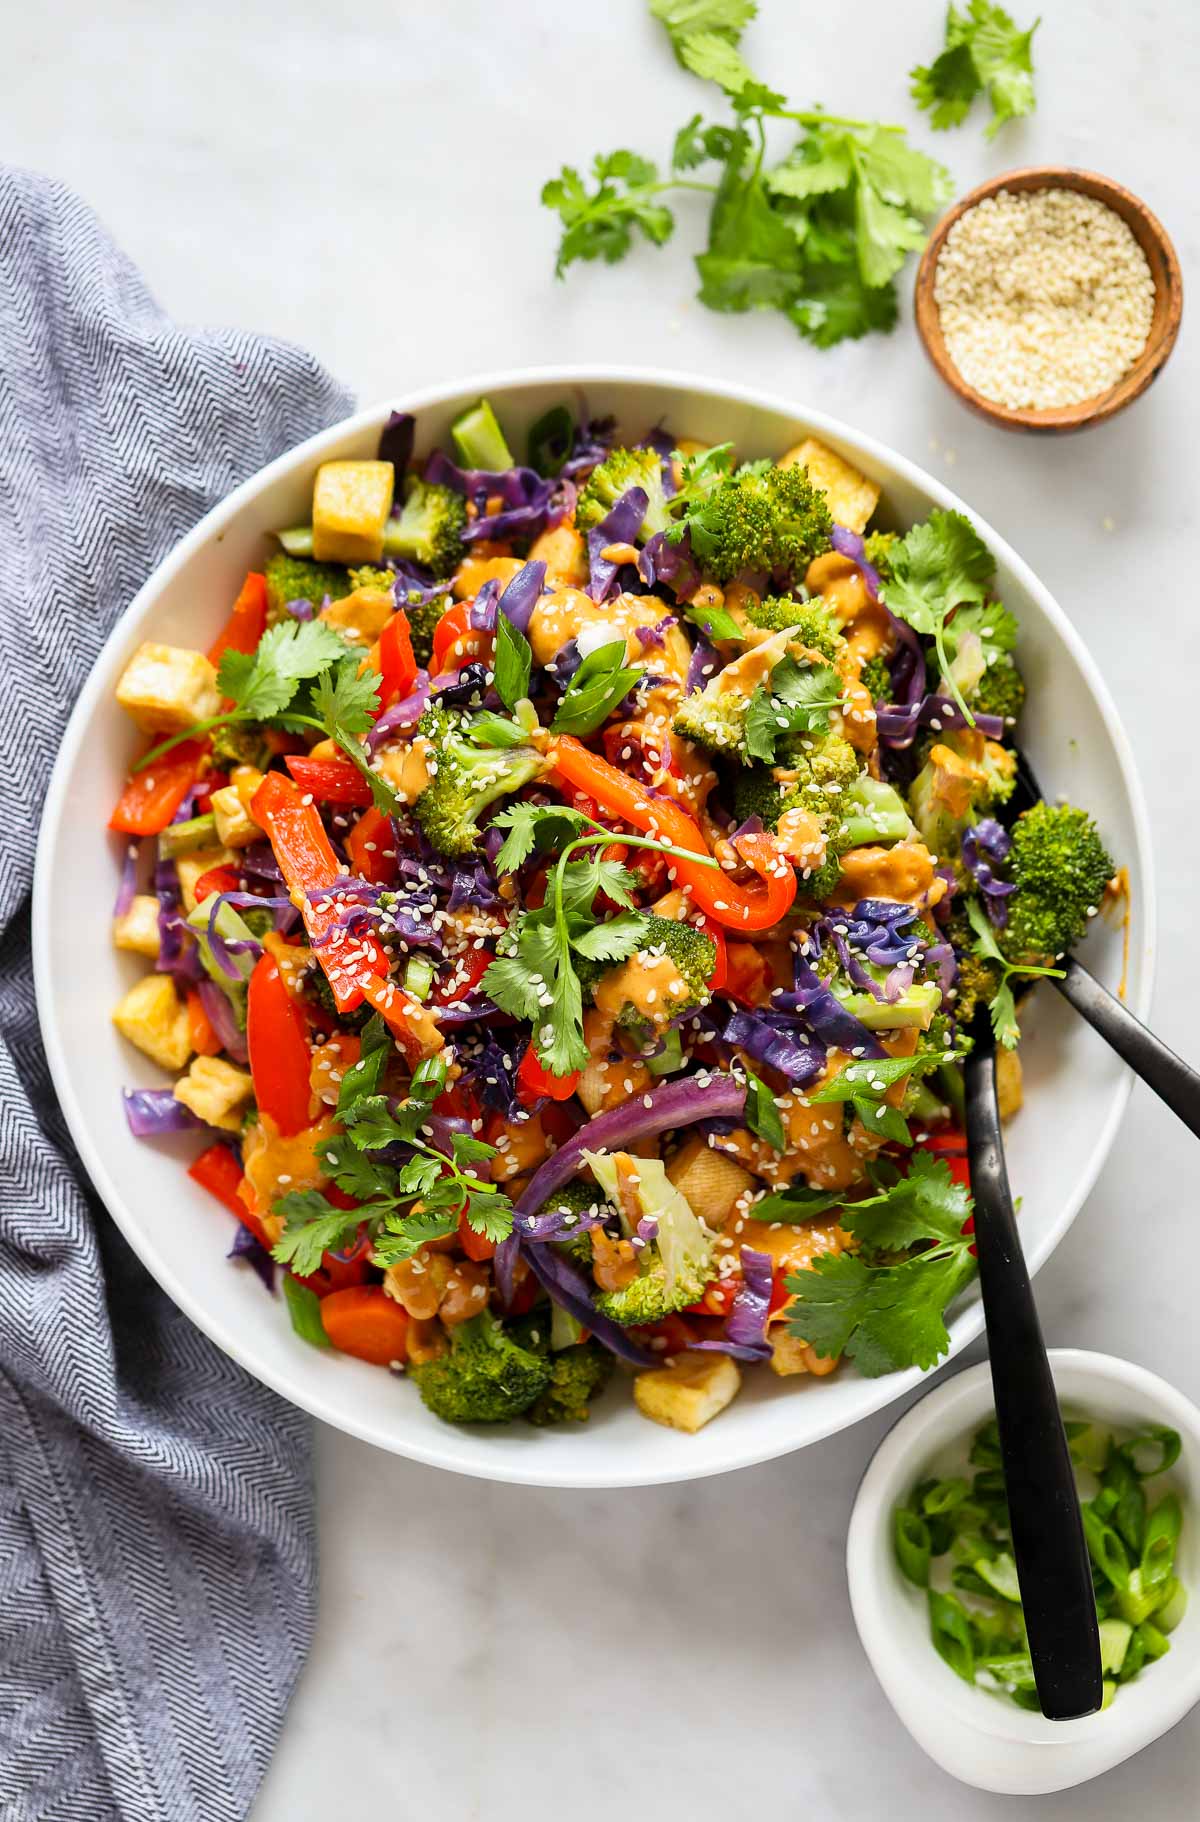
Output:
[0, 167, 354, 1821]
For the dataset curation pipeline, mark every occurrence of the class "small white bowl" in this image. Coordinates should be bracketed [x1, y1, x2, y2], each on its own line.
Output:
[847, 1351, 1200, 1794]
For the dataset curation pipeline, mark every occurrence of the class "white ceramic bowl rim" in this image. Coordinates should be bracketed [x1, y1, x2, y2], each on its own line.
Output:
[32, 367, 1156, 1488]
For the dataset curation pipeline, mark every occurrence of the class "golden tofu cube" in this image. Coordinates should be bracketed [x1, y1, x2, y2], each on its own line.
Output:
[173, 1056, 255, 1132]
[634, 1352, 741, 1433]
[667, 1133, 756, 1227]
[996, 1045, 1023, 1123]
[311, 460, 395, 564]
[319, 585, 395, 646]
[115, 642, 222, 735]
[112, 894, 161, 959]
[209, 785, 259, 849]
[528, 523, 589, 588]
[779, 437, 880, 536]
[112, 974, 192, 1072]
[769, 1331, 813, 1377]
[176, 845, 237, 915]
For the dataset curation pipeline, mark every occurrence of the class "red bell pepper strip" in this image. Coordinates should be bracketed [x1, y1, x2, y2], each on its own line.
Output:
[284, 754, 375, 807]
[247, 954, 314, 1137]
[551, 736, 797, 932]
[695, 913, 727, 992]
[250, 771, 391, 1012]
[458, 1209, 497, 1262]
[431, 948, 493, 1008]
[431, 601, 489, 673]
[209, 571, 268, 668]
[192, 864, 241, 905]
[188, 1143, 248, 1219]
[377, 609, 417, 708]
[345, 805, 399, 884]
[109, 738, 208, 836]
[516, 1043, 580, 1106]
[186, 988, 222, 1057]
[358, 972, 444, 1062]
[919, 1127, 972, 1191]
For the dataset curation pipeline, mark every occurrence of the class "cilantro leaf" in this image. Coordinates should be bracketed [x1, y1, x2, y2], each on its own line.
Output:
[650, 0, 757, 64]
[788, 259, 899, 348]
[542, 153, 679, 276]
[272, 1191, 364, 1277]
[880, 509, 996, 722]
[695, 138, 803, 313]
[677, 30, 760, 97]
[964, 895, 1062, 1049]
[550, 639, 643, 736]
[312, 660, 380, 736]
[372, 1208, 460, 1266]
[493, 614, 533, 713]
[464, 1192, 518, 1245]
[487, 800, 591, 874]
[910, 2, 1039, 140]
[748, 1184, 845, 1222]
[745, 659, 844, 762]
[336, 1015, 390, 1117]
[218, 618, 347, 721]
[571, 911, 651, 964]
[785, 1153, 978, 1376]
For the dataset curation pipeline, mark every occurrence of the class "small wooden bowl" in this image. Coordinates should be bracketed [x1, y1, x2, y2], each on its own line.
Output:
[914, 167, 1183, 433]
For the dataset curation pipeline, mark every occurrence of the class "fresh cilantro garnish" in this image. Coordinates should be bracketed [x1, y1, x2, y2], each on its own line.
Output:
[911, 2, 1039, 140]
[483, 802, 719, 1076]
[879, 509, 1001, 725]
[310, 659, 398, 813]
[550, 639, 643, 737]
[541, 4, 951, 349]
[965, 896, 1064, 1050]
[744, 657, 844, 762]
[271, 1050, 515, 1273]
[493, 614, 533, 713]
[282, 1273, 331, 1347]
[785, 1152, 977, 1375]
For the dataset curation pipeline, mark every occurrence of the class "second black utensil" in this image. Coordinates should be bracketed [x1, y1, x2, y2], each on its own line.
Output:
[964, 1014, 1103, 1721]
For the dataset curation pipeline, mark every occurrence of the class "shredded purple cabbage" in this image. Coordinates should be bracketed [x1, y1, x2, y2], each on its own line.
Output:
[378, 410, 415, 472]
[123, 1088, 204, 1138]
[723, 1008, 825, 1085]
[637, 526, 699, 595]
[202, 890, 290, 979]
[227, 1221, 276, 1293]
[429, 662, 490, 708]
[389, 563, 452, 608]
[686, 639, 719, 694]
[366, 674, 432, 752]
[586, 487, 647, 603]
[691, 1247, 774, 1362]
[962, 819, 1015, 928]
[447, 860, 501, 914]
[876, 694, 1006, 751]
[830, 524, 883, 599]
[198, 980, 248, 1063]
[424, 448, 556, 543]
[496, 557, 548, 636]
[462, 1038, 520, 1116]
[773, 947, 887, 1057]
[522, 1243, 654, 1366]
[561, 416, 616, 480]
[468, 577, 501, 633]
[112, 841, 139, 918]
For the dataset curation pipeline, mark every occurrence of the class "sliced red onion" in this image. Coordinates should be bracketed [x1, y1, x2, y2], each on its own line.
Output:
[198, 980, 248, 1063]
[123, 1088, 204, 1137]
[497, 558, 548, 635]
[586, 486, 648, 603]
[514, 1073, 748, 1221]
[366, 674, 432, 751]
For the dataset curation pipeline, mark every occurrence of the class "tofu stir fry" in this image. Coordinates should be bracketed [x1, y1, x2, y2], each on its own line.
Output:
[110, 400, 1116, 1432]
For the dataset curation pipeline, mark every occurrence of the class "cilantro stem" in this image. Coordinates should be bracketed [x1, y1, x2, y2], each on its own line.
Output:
[933, 622, 977, 729]
[565, 176, 718, 237]
[133, 714, 240, 771]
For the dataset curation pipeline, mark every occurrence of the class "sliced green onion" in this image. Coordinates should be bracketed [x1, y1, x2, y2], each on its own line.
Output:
[1141, 1493, 1183, 1589]
[1082, 1504, 1132, 1591]
[1125, 1426, 1182, 1477]
[1098, 1617, 1132, 1676]
[921, 1476, 970, 1517]
[893, 1507, 932, 1587]
[403, 955, 435, 1001]
[928, 1590, 976, 1682]
[973, 1551, 1022, 1603]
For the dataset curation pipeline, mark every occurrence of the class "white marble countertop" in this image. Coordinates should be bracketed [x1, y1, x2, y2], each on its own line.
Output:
[10, 0, 1200, 1813]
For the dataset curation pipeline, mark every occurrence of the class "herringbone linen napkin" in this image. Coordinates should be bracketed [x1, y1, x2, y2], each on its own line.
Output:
[0, 166, 353, 1822]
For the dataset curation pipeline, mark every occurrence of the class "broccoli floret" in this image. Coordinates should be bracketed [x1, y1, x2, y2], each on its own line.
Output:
[536, 1179, 609, 1270]
[672, 689, 751, 761]
[731, 766, 788, 830]
[797, 843, 846, 901]
[860, 652, 894, 704]
[909, 729, 1017, 868]
[412, 703, 547, 857]
[862, 530, 896, 584]
[211, 723, 270, 769]
[301, 956, 372, 1030]
[576, 446, 672, 541]
[383, 478, 468, 578]
[403, 594, 450, 669]
[1002, 802, 1115, 965]
[587, 1154, 715, 1327]
[410, 1311, 553, 1425]
[971, 656, 1026, 726]
[743, 595, 843, 659]
[778, 731, 861, 812]
[526, 1343, 614, 1424]
[348, 565, 396, 594]
[685, 463, 833, 584]
[265, 552, 350, 621]
[946, 907, 1002, 1026]
[583, 914, 716, 1044]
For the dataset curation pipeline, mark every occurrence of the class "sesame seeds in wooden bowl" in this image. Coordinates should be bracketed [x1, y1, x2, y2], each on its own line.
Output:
[914, 168, 1183, 433]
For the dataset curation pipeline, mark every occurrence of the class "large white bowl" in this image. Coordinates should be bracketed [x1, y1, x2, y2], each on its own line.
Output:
[33, 368, 1154, 1489]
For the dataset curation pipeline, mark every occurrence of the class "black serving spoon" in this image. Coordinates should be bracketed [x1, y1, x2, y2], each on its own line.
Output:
[963, 1017, 1104, 1720]
[1012, 751, 1200, 1139]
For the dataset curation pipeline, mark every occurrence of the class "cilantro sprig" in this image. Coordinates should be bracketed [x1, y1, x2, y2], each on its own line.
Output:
[965, 896, 1064, 1050]
[911, 2, 1039, 140]
[482, 801, 719, 1076]
[271, 1030, 514, 1274]
[879, 509, 1003, 725]
[744, 656, 844, 763]
[542, 1, 951, 349]
[786, 1152, 977, 1375]
[133, 618, 401, 812]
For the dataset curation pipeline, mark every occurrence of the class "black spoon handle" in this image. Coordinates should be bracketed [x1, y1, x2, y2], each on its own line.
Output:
[1053, 957, 1200, 1140]
[964, 1027, 1103, 1721]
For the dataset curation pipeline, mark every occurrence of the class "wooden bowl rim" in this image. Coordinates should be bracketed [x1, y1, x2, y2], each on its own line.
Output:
[913, 166, 1184, 433]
